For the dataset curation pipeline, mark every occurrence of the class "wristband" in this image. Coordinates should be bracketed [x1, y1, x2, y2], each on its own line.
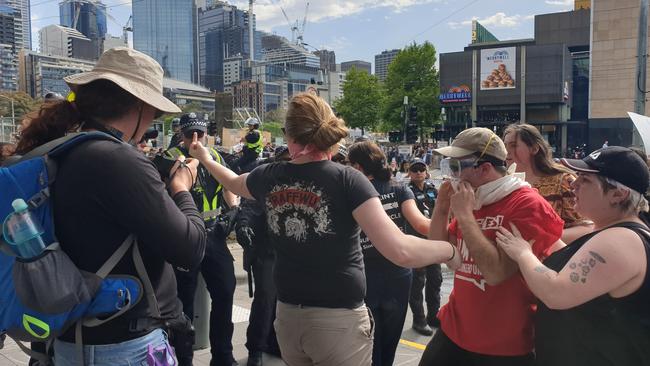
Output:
[447, 242, 456, 262]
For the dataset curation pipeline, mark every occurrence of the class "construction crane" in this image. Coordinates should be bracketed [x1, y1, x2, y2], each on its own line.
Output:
[68, 0, 126, 45]
[123, 15, 132, 45]
[279, 1, 309, 45]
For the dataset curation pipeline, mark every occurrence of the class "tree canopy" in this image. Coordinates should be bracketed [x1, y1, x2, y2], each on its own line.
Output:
[333, 67, 383, 134]
[382, 42, 440, 134]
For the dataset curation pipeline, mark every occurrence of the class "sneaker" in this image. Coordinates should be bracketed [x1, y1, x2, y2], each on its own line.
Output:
[247, 351, 263, 366]
[412, 321, 434, 336]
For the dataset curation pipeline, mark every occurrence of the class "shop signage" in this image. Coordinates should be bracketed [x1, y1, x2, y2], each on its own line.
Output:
[439, 85, 471, 103]
[480, 47, 516, 90]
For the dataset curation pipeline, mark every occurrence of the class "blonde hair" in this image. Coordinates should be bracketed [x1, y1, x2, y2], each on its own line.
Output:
[285, 93, 348, 151]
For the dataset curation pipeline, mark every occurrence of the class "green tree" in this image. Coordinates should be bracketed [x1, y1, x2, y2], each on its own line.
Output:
[264, 108, 287, 124]
[333, 67, 383, 134]
[0, 92, 40, 122]
[383, 42, 440, 138]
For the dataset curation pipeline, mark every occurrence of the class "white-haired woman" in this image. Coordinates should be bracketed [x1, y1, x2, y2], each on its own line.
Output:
[496, 146, 650, 366]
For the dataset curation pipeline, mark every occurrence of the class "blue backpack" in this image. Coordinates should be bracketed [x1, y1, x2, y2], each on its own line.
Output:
[0, 132, 153, 362]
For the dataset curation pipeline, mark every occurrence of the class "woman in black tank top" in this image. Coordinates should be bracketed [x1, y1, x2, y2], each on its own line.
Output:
[494, 146, 650, 366]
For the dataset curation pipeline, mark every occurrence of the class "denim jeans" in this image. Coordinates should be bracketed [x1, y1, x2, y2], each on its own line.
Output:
[53, 328, 174, 366]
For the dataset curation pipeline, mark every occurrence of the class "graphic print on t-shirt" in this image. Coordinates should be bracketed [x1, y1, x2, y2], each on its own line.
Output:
[455, 215, 504, 291]
[360, 191, 404, 251]
[265, 181, 334, 243]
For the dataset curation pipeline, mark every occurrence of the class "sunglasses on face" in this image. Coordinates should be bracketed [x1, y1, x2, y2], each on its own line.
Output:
[409, 166, 426, 173]
[183, 130, 205, 139]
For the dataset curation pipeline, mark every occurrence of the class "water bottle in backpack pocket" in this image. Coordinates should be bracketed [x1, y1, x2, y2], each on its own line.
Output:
[3, 198, 47, 259]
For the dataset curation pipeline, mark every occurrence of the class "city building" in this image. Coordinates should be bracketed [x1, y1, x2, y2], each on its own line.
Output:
[198, 1, 261, 91]
[438, 11, 589, 156]
[314, 49, 336, 71]
[0, 5, 19, 47]
[59, 0, 107, 59]
[588, 0, 649, 149]
[0, 0, 29, 50]
[0, 43, 16, 91]
[262, 41, 320, 68]
[103, 35, 126, 51]
[232, 79, 264, 116]
[374, 49, 399, 81]
[18, 49, 95, 98]
[163, 77, 215, 112]
[39, 24, 95, 61]
[0, 5, 18, 91]
[341, 60, 371, 74]
[133, 0, 197, 83]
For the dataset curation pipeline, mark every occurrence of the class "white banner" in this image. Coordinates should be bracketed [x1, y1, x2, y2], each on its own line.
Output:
[480, 47, 516, 90]
[627, 112, 650, 154]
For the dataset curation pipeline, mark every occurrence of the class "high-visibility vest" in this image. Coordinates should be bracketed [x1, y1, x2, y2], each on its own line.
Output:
[164, 147, 224, 218]
[245, 130, 263, 154]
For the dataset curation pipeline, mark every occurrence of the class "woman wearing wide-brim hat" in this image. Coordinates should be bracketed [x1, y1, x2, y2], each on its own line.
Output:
[15, 47, 207, 365]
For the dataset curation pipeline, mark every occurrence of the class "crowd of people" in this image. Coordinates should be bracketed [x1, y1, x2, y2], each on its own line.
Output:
[1, 47, 650, 366]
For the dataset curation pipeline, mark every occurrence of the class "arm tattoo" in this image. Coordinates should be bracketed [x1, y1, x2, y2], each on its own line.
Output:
[534, 265, 555, 280]
[534, 266, 550, 274]
[567, 251, 606, 284]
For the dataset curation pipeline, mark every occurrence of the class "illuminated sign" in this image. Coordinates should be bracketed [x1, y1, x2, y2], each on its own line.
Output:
[439, 85, 471, 103]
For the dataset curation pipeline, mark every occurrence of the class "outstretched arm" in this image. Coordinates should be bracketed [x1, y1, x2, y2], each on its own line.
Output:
[189, 132, 254, 200]
[353, 197, 454, 268]
[401, 199, 431, 236]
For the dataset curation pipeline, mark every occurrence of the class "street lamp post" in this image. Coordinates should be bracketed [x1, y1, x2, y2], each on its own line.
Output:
[403, 96, 409, 143]
[440, 107, 448, 145]
[0, 95, 15, 143]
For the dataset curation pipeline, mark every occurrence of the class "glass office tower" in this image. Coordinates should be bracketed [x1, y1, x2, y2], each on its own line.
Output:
[133, 0, 197, 83]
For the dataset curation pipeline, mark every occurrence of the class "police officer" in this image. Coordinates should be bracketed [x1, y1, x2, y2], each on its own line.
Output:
[168, 117, 182, 149]
[242, 117, 263, 155]
[406, 158, 442, 336]
[235, 146, 288, 366]
[164, 113, 239, 366]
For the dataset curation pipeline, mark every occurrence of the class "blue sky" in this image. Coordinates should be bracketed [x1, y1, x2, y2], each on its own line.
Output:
[30, 0, 575, 70]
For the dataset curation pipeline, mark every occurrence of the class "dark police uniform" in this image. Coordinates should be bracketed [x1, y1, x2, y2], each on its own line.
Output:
[235, 157, 281, 365]
[407, 179, 443, 328]
[164, 133, 237, 366]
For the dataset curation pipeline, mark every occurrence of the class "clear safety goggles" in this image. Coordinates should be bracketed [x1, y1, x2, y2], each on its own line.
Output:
[440, 157, 477, 178]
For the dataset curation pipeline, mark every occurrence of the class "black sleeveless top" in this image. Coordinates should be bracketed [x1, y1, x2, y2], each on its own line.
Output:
[535, 222, 650, 366]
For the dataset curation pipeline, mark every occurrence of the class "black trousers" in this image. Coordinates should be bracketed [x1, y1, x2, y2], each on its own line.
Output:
[245, 250, 280, 356]
[418, 330, 535, 366]
[366, 270, 412, 366]
[409, 264, 442, 323]
[173, 229, 236, 366]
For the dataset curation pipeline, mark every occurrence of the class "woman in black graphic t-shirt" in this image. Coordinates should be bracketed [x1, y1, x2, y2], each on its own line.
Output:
[189, 93, 456, 366]
[348, 141, 432, 366]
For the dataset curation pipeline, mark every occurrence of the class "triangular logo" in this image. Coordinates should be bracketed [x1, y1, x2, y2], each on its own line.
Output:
[589, 152, 601, 160]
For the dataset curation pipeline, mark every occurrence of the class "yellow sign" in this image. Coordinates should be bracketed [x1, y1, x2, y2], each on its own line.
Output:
[575, 0, 590, 10]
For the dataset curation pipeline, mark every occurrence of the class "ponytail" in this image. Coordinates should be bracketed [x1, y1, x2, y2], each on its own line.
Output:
[348, 141, 393, 182]
[15, 101, 82, 155]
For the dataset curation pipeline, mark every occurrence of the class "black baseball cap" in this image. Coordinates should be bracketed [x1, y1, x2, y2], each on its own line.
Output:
[561, 146, 650, 194]
[409, 158, 427, 169]
[179, 112, 207, 133]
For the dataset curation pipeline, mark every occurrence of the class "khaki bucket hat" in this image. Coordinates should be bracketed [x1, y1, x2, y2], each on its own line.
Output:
[434, 127, 507, 162]
[64, 47, 181, 114]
